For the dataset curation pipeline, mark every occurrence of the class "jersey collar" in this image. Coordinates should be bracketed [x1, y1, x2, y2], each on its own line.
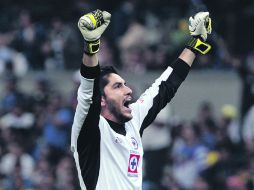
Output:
[106, 119, 126, 136]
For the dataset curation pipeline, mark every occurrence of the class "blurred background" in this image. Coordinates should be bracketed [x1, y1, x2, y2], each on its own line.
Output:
[0, 0, 254, 189]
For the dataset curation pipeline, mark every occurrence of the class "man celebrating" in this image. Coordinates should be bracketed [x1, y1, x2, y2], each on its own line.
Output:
[71, 10, 212, 190]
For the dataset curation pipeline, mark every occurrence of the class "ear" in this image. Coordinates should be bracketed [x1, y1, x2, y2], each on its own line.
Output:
[101, 96, 106, 107]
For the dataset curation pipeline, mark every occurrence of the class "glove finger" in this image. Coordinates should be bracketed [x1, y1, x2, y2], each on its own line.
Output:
[93, 19, 110, 38]
[200, 19, 207, 40]
[189, 16, 194, 24]
[197, 11, 209, 19]
[102, 11, 111, 23]
[201, 33, 207, 41]
[78, 19, 90, 40]
[202, 11, 209, 17]
[78, 17, 96, 41]
[78, 18, 90, 32]
[206, 17, 212, 34]
[189, 17, 195, 31]
[93, 11, 111, 36]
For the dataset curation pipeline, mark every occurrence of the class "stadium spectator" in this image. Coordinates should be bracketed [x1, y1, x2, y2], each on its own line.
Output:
[31, 158, 52, 186]
[55, 155, 77, 189]
[231, 51, 254, 120]
[192, 176, 210, 190]
[0, 142, 35, 179]
[242, 105, 254, 146]
[0, 74, 28, 115]
[171, 122, 209, 189]
[195, 101, 217, 150]
[118, 16, 148, 73]
[12, 10, 47, 69]
[226, 175, 246, 190]
[45, 17, 80, 70]
[39, 93, 73, 164]
[142, 105, 172, 189]
[0, 31, 28, 77]
[33, 170, 56, 190]
[0, 101, 35, 130]
[218, 104, 241, 147]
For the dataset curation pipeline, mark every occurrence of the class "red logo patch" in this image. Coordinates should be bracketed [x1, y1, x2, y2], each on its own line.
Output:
[138, 99, 144, 103]
[128, 154, 140, 173]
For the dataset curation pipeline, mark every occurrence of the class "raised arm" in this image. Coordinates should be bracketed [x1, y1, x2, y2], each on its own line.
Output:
[179, 48, 196, 67]
[71, 10, 111, 152]
[130, 12, 212, 135]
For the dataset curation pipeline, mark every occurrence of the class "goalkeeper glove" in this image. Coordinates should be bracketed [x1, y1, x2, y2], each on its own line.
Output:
[78, 10, 111, 55]
[187, 11, 212, 55]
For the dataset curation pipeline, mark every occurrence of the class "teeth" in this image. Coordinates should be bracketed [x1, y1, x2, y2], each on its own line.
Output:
[126, 97, 132, 101]
[123, 97, 132, 107]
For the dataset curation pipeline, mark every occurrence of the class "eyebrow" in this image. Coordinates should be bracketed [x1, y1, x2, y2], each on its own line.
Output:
[112, 81, 126, 88]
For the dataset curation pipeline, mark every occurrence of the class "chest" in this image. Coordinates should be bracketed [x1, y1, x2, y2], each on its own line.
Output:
[101, 124, 143, 155]
[101, 122, 143, 160]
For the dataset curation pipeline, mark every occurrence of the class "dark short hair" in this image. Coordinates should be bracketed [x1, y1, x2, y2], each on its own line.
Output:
[99, 66, 118, 95]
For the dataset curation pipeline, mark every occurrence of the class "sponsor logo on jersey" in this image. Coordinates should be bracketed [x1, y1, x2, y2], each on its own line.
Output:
[127, 154, 140, 177]
[131, 137, 138, 149]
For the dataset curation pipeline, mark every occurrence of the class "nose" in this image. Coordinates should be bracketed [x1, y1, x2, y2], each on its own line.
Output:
[125, 85, 132, 95]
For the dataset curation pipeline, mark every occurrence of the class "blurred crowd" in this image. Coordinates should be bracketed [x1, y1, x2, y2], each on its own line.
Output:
[1, 70, 254, 190]
[1, 0, 254, 190]
[0, 0, 254, 74]
[142, 101, 254, 190]
[0, 73, 79, 190]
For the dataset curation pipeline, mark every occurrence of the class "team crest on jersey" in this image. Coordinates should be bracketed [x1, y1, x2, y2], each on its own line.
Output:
[127, 154, 140, 177]
[131, 137, 138, 149]
[114, 137, 122, 144]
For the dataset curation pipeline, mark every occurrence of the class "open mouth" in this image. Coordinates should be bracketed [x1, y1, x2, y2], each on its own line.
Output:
[123, 99, 132, 108]
[123, 97, 133, 108]
[123, 98, 133, 115]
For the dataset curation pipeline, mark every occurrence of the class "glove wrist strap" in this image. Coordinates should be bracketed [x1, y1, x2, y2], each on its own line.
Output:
[186, 37, 211, 55]
[84, 39, 100, 55]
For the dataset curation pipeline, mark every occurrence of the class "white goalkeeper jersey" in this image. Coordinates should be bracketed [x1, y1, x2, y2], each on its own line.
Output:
[71, 58, 190, 190]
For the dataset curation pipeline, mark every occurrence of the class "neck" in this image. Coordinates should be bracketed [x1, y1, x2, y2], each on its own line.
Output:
[101, 110, 123, 124]
[105, 118, 126, 136]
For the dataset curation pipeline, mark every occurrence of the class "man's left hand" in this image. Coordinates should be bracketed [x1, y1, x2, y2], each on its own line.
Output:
[189, 11, 212, 41]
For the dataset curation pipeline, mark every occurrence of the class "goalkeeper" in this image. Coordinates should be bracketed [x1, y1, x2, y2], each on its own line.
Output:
[71, 10, 212, 190]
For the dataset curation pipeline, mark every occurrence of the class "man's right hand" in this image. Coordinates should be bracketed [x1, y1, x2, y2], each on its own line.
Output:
[78, 10, 111, 55]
